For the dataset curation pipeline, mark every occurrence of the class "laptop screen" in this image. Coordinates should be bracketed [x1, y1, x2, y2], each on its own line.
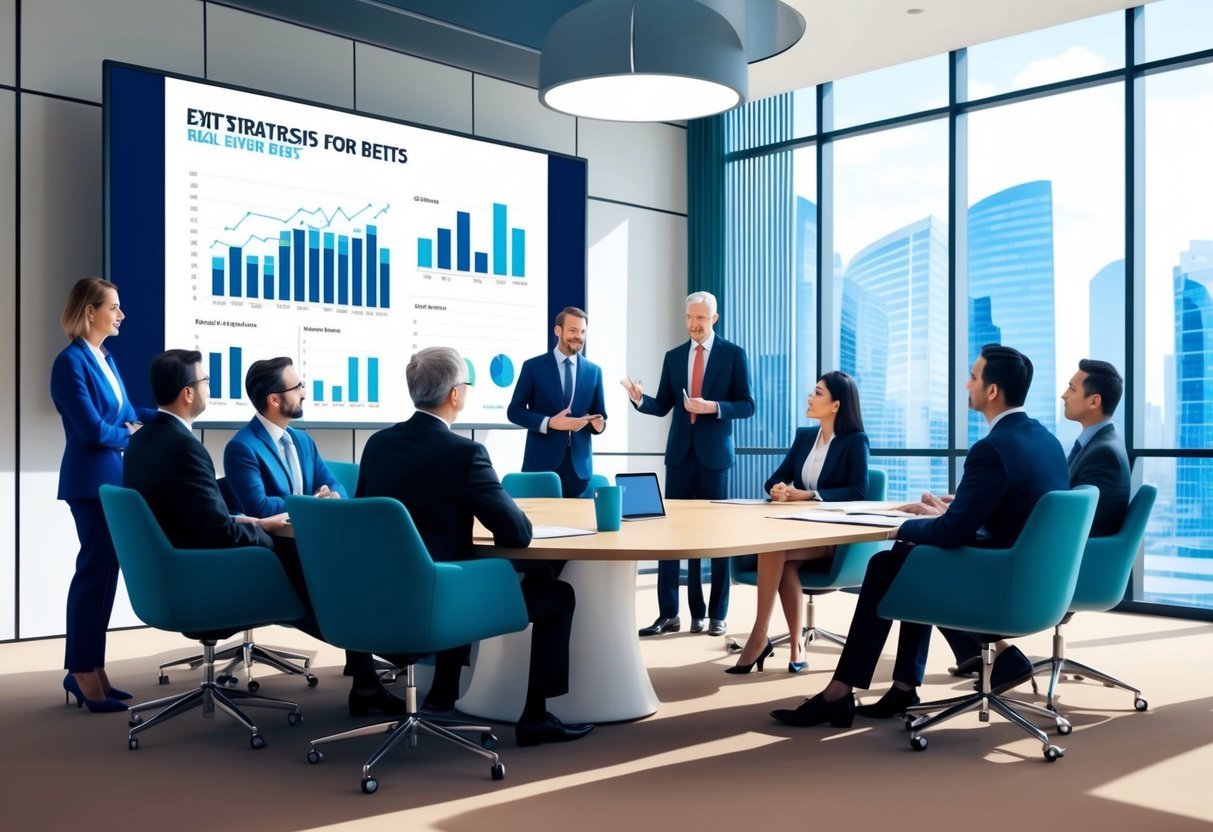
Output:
[616, 472, 666, 519]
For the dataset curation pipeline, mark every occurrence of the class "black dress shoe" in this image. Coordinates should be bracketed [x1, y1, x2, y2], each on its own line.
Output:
[515, 713, 594, 747]
[708, 619, 727, 637]
[948, 655, 983, 677]
[975, 645, 1035, 694]
[770, 693, 855, 728]
[690, 618, 706, 633]
[348, 686, 409, 718]
[421, 693, 456, 715]
[856, 686, 920, 719]
[639, 616, 681, 637]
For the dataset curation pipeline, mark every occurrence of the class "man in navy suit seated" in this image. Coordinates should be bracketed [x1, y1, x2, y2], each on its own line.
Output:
[508, 306, 606, 499]
[770, 344, 1069, 727]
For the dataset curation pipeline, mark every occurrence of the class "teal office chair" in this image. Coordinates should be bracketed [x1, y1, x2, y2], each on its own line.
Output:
[1033, 484, 1156, 712]
[879, 486, 1098, 761]
[502, 471, 563, 498]
[580, 473, 610, 498]
[287, 495, 529, 794]
[326, 460, 360, 496]
[99, 485, 305, 750]
[728, 469, 890, 655]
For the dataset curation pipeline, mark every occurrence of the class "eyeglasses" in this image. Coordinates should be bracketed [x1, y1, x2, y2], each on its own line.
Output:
[186, 376, 210, 388]
[273, 382, 306, 395]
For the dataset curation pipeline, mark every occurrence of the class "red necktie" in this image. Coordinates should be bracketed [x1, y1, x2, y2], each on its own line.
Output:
[690, 344, 704, 425]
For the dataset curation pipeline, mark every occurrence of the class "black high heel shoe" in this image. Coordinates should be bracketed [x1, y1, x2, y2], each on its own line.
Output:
[725, 639, 774, 674]
[62, 674, 128, 713]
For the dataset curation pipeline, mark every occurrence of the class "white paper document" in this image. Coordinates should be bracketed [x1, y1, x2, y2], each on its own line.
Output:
[710, 499, 772, 505]
[532, 525, 598, 539]
[770, 510, 907, 528]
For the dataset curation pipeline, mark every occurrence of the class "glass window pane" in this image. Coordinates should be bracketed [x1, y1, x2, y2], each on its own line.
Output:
[871, 455, 950, 503]
[724, 91, 797, 153]
[731, 452, 787, 499]
[1142, 457, 1213, 609]
[833, 119, 950, 451]
[792, 87, 817, 138]
[1144, 0, 1213, 63]
[966, 11, 1124, 101]
[832, 54, 947, 129]
[1144, 67, 1213, 451]
[966, 84, 1124, 448]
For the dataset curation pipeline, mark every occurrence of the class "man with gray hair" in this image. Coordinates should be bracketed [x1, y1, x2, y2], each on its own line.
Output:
[357, 347, 593, 746]
[623, 291, 755, 638]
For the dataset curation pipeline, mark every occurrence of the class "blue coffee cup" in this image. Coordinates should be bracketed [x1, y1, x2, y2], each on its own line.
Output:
[593, 485, 624, 532]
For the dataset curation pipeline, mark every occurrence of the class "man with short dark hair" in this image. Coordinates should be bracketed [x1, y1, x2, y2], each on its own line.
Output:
[358, 346, 593, 747]
[1061, 358, 1129, 536]
[770, 344, 1068, 727]
[508, 306, 606, 499]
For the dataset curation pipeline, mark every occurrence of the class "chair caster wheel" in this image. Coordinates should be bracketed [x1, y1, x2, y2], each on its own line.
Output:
[725, 639, 742, 654]
[287, 710, 303, 726]
[247, 679, 260, 693]
[216, 674, 235, 687]
[306, 675, 319, 688]
[903, 717, 915, 732]
[1134, 697, 1148, 712]
[361, 777, 379, 794]
[128, 737, 140, 750]
[1044, 745, 1063, 762]
[1056, 719, 1072, 736]
[307, 749, 323, 764]
[491, 763, 505, 781]
[480, 732, 498, 750]
[910, 735, 927, 752]
[128, 714, 144, 728]
[158, 674, 170, 685]
[250, 734, 266, 750]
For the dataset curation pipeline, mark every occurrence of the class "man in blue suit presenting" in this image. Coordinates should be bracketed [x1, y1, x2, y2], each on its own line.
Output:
[223, 357, 346, 517]
[508, 307, 606, 498]
[623, 291, 755, 638]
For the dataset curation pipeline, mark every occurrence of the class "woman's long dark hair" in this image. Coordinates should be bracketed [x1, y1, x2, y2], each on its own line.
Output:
[820, 370, 864, 434]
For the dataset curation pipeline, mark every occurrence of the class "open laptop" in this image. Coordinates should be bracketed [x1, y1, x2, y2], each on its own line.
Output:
[616, 472, 667, 521]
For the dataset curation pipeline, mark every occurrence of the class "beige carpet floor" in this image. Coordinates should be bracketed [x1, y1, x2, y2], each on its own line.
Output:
[3, 574, 1212, 832]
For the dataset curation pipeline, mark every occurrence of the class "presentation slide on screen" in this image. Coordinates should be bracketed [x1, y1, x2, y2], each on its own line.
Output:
[160, 77, 549, 424]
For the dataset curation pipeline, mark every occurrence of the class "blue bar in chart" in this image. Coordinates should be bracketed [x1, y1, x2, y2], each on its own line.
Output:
[206, 347, 243, 400]
[366, 225, 378, 308]
[293, 229, 306, 301]
[209, 352, 222, 400]
[368, 358, 379, 403]
[511, 229, 525, 278]
[493, 203, 507, 275]
[474, 252, 488, 273]
[246, 256, 259, 299]
[308, 229, 320, 303]
[312, 355, 380, 406]
[348, 357, 359, 402]
[418, 238, 433, 269]
[278, 232, 291, 300]
[379, 250, 390, 308]
[229, 246, 243, 297]
[323, 232, 335, 304]
[313, 380, 324, 402]
[437, 228, 451, 271]
[352, 238, 363, 306]
[456, 211, 471, 272]
[333, 386, 343, 403]
[229, 347, 242, 400]
[212, 257, 224, 296]
[338, 236, 349, 305]
[263, 256, 275, 300]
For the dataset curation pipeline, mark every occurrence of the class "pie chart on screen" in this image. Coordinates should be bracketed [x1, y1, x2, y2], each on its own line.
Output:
[464, 358, 476, 386]
[490, 354, 515, 387]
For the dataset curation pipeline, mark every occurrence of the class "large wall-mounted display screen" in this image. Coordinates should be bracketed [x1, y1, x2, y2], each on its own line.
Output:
[105, 62, 587, 427]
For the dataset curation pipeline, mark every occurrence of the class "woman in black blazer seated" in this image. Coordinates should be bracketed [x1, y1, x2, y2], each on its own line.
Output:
[728, 371, 868, 674]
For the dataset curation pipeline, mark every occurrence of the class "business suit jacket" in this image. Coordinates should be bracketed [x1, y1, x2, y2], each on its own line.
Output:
[223, 418, 347, 517]
[1069, 423, 1130, 537]
[507, 352, 607, 480]
[356, 413, 531, 560]
[899, 411, 1068, 550]
[124, 412, 272, 550]
[763, 427, 870, 502]
[51, 338, 154, 501]
[635, 336, 755, 470]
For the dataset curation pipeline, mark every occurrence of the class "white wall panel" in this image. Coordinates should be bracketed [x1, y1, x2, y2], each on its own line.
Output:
[355, 44, 472, 134]
[587, 200, 686, 458]
[0, 0, 14, 88]
[200, 428, 234, 477]
[306, 428, 355, 465]
[206, 5, 353, 108]
[20, 0, 202, 103]
[472, 75, 575, 156]
[579, 120, 687, 214]
[0, 91, 14, 639]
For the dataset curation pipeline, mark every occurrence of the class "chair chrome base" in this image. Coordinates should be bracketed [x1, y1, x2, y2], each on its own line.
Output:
[157, 628, 317, 690]
[903, 645, 1071, 762]
[726, 594, 846, 653]
[306, 665, 503, 794]
[1031, 621, 1147, 712]
[130, 639, 302, 750]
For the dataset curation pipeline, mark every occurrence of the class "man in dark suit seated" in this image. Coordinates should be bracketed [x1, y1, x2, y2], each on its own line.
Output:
[770, 344, 1069, 727]
[942, 358, 1132, 677]
[356, 346, 593, 747]
[124, 350, 405, 716]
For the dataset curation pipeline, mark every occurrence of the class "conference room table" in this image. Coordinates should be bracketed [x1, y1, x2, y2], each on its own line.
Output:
[460, 498, 893, 724]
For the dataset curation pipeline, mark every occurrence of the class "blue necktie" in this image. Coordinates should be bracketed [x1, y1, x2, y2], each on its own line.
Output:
[280, 433, 304, 496]
[1068, 439, 1081, 465]
[563, 357, 574, 409]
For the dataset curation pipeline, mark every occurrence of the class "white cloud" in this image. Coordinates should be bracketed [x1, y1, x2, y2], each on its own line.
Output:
[1011, 45, 1112, 90]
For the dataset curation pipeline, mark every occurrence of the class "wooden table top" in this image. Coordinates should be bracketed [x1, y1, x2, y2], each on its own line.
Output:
[472, 498, 893, 561]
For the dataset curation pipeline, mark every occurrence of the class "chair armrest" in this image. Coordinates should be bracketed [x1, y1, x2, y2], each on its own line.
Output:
[800, 540, 892, 590]
[431, 559, 530, 646]
[877, 545, 1017, 634]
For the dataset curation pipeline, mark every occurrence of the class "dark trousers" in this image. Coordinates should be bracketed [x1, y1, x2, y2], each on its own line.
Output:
[555, 446, 590, 499]
[65, 500, 121, 672]
[658, 452, 730, 620]
[433, 570, 575, 706]
[832, 543, 933, 689]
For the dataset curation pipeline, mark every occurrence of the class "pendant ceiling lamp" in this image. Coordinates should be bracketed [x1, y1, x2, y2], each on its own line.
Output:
[540, 0, 803, 123]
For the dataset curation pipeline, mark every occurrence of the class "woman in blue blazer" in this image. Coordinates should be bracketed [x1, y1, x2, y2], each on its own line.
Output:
[51, 278, 153, 711]
[729, 371, 869, 674]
